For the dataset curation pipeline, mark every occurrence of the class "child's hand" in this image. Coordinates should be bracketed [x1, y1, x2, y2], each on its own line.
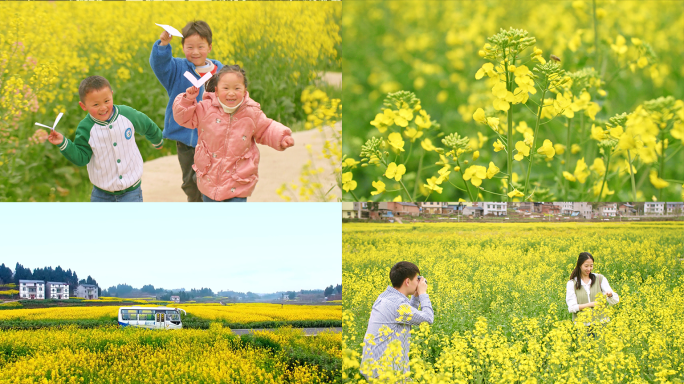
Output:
[160, 31, 172, 46]
[47, 131, 64, 146]
[281, 136, 295, 149]
[185, 86, 199, 100]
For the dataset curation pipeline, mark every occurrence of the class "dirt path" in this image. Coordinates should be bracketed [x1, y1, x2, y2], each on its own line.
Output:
[142, 72, 341, 202]
[230, 327, 341, 336]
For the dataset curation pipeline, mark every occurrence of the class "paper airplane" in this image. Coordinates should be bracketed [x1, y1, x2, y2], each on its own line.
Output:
[35, 112, 63, 131]
[156, 23, 183, 38]
[184, 71, 213, 88]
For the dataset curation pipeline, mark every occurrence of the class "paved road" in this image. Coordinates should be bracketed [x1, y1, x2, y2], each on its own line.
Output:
[230, 327, 342, 336]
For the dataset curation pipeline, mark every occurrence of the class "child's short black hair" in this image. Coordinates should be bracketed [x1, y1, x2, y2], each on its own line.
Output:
[390, 261, 420, 288]
[78, 76, 112, 102]
[205, 65, 248, 93]
[182, 20, 212, 46]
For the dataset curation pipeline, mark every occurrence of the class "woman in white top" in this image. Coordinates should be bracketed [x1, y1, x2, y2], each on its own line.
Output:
[566, 252, 619, 324]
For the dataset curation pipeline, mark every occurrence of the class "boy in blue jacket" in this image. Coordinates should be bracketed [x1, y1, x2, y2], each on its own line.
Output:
[150, 20, 223, 202]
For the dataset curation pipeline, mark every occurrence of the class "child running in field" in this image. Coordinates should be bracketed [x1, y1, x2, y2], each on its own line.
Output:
[150, 20, 223, 202]
[172, 65, 295, 202]
[47, 76, 164, 202]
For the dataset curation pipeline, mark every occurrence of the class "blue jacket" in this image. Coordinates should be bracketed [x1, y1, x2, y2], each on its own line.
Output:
[149, 40, 223, 147]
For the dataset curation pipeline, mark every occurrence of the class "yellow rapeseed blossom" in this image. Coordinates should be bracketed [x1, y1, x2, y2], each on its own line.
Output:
[563, 171, 577, 182]
[649, 170, 669, 189]
[342, 172, 357, 192]
[388, 132, 406, 152]
[385, 162, 406, 181]
[371, 180, 386, 195]
[537, 139, 555, 159]
[574, 158, 591, 183]
[463, 165, 487, 187]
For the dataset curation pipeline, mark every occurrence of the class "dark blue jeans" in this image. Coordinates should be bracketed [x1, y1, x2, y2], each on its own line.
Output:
[91, 185, 143, 202]
[202, 194, 247, 202]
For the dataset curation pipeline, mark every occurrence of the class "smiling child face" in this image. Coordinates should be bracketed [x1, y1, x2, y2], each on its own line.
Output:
[216, 72, 246, 108]
[79, 87, 113, 121]
[183, 34, 212, 67]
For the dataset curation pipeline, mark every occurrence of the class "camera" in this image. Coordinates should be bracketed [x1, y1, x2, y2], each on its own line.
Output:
[417, 275, 427, 285]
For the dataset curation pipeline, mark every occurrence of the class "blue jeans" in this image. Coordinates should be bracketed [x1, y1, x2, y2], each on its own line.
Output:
[91, 185, 143, 202]
[202, 194, 247, 202]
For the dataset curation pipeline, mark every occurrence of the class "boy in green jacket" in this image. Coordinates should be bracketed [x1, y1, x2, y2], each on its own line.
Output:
[48, 76, 163, 202]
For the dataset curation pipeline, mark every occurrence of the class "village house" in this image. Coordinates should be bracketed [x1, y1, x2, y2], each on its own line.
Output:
[463, 205, 484, 217]
[666, 202, 683, 215]
[541, 203, 560, 215]
[19, 280, 45, 300]
[597, 203, 618, 217]
[483, 202, 507, 216]
[354, 202, 370, 219]
[342, 202, 358, 219]
[171, 296, 180, 304]
[75, 284, 98, 300]
[553, 202, 593, 219]
[369, 202, 420, 219]
[446, 202, 466, 214]
[518, 202, 543, 213]
[422, 202, 448, 214]
[644, 202, 665, 215]
[46, 282, 69, 300]
[619, 203, 637, 215]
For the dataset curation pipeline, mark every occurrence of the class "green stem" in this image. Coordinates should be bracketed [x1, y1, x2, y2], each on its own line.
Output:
[564, 117, 573, 200]
[523, 88, 548, 198]
[503, 46, 513, 203]
[405, 140, 414, 164]
[665, 142, 683, 162]
[597, 150, 611, 202]
[413, 151, 425, 200]
[627, 149, 637, 201]
[456, 158, 475, 202]
[446, 179, 467, 193]
[349, 190, 360, 202]
[398, 179, 414, 202]
[659, 129, 665, 201]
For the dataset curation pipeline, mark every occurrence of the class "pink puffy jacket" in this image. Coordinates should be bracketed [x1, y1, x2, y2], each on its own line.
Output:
[172, 91, 292, 200]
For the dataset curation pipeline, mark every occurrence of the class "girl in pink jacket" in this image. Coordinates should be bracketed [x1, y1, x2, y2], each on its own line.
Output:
[172, 65, 294, 201]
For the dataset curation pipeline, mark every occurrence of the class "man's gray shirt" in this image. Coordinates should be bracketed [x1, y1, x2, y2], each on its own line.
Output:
[360, 286, 434, 377]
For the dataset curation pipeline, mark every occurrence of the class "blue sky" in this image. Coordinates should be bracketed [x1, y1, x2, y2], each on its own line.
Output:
[0, 203, 341, 294]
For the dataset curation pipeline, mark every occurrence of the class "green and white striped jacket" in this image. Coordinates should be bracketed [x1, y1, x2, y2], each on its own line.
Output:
[58, 105, 163, 193]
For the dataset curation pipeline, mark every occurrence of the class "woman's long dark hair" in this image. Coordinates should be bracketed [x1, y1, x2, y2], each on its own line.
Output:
[569, 252, 595, 290]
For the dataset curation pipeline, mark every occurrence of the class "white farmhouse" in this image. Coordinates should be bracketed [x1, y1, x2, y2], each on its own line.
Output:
[46, 282, 70, 300]
[75, 284, 98, 300]
[644, 202, 665, 215]
[19, 280, 45, 300]
[483, 202, 507, 216]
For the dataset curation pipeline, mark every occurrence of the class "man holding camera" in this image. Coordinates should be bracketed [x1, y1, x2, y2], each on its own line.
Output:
[360, 261, 434, 379]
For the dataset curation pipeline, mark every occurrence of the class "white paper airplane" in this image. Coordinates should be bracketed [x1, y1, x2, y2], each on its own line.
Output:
[35, 112, 63, 131]
[184, 71, 213, 88]
[156, 23, 184, 38]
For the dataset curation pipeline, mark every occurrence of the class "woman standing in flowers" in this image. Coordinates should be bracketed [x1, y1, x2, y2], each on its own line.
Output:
[566, 252, 619, 326]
